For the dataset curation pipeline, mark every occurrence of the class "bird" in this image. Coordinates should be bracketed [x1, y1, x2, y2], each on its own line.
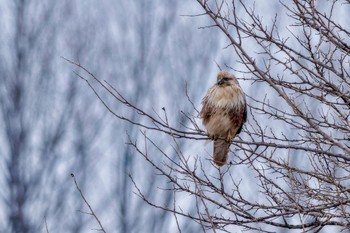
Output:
[200, 70, 247, 166]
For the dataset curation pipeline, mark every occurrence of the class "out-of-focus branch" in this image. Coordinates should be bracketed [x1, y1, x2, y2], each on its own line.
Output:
[44, 217, 49, 233]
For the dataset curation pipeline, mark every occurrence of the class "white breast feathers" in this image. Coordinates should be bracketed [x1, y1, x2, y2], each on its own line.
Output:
[208, 85, 245, 109]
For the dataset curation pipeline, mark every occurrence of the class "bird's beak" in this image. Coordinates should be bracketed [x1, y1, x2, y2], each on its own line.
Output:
[217, 79, 223, 85]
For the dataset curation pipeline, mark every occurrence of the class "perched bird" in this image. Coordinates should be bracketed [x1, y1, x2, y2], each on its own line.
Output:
[200, 71, 247, 166]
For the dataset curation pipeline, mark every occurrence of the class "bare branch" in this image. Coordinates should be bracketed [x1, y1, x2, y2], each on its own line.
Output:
[71, 173, 107, 233]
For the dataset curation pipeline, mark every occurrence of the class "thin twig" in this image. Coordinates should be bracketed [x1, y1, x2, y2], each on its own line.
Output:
[71, 173, 107, 233]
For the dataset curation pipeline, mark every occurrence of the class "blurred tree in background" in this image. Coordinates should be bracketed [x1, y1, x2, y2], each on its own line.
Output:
[0, 1, 111, 232]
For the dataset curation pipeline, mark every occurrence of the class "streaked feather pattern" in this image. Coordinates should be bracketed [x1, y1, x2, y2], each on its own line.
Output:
[200, 71, 247, 166]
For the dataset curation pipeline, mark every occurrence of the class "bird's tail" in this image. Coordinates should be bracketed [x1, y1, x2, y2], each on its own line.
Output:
[213, 139, 230, 166]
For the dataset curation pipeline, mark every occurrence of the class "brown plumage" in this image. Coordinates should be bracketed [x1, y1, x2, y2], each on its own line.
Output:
[200, 71, 247, 166]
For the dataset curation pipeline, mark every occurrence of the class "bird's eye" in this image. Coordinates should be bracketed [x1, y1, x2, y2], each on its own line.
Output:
[222, 77, 229, 81]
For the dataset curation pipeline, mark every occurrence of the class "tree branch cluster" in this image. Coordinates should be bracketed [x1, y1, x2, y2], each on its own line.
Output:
[71, 0, 350, 232]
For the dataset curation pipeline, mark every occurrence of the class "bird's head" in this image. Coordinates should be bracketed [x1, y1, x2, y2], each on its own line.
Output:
[216, 71, 238, 87]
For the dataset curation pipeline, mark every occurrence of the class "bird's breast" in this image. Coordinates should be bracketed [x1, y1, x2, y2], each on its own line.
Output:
[209, 85, 244, 109]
